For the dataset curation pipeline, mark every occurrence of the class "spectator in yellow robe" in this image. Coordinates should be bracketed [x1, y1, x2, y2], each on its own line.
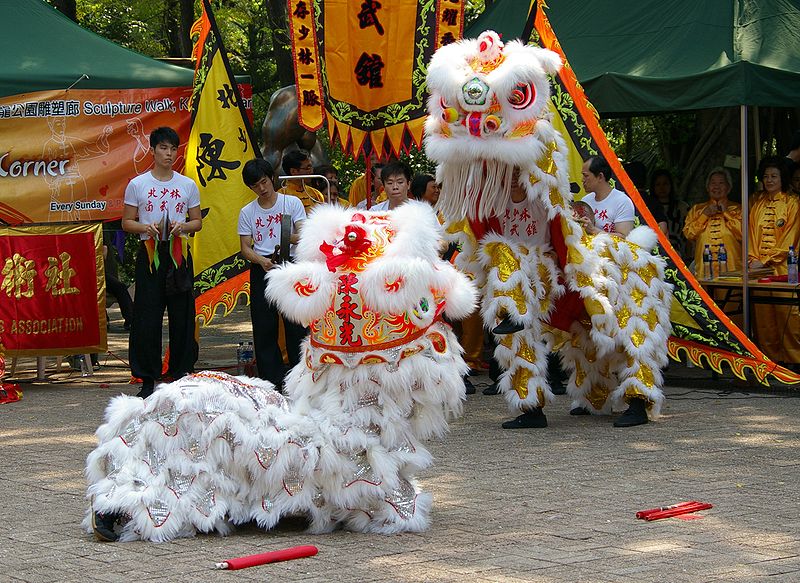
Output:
[348, 157, 387, 208]
[278, 149, 324, 212]
[748, 157, 800, 365]
[683, 167, 742, 278]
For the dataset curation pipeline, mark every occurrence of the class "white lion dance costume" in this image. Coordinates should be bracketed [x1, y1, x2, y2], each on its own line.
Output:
[424, 31, 672, 428]
[84, 202, 477, 542]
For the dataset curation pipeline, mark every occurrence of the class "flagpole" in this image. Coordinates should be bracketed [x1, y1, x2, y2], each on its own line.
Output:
[199, 0, 262, 158]
[521, 0, 538, 44]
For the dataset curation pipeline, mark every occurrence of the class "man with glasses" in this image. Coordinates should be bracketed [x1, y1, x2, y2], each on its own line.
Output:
[278, 149, 325, 212]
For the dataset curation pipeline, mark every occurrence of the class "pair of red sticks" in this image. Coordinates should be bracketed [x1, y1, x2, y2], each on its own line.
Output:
[213, 502, 714, 570]
[636, 501, 713, 521]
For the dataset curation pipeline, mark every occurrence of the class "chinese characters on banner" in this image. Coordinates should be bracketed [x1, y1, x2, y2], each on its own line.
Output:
[0, 223, 106, 357]
[288, 0, 325, 130]
[289, 0, 465, 159]
[185, 0, 259, 324]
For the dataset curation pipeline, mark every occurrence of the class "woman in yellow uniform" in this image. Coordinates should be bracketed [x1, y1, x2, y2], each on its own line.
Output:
[683, 167, 742, 278]
[748, 157, 800, 365]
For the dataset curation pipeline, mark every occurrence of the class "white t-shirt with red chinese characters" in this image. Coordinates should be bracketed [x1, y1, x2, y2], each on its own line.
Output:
[582, 188, 635, 234]
[501, 199, 551, 247]
[124, 171, 201, 240]
[237, 194, 306, 258]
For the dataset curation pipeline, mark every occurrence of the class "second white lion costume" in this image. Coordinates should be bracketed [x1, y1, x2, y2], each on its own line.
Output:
[424, 31, 673, 427]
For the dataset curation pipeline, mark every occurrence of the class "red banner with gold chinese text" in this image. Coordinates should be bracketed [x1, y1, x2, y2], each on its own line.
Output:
[0, 223, 106, 357]
[290, 0, 465, 159]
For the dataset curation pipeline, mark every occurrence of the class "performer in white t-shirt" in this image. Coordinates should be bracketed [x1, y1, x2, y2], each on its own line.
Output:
[121, 126, 202, 399]
[238, 158, 307, 388]
[501, 195, 551, 246]
[580, 156, 635, 236]
[368, 161, 413, 211]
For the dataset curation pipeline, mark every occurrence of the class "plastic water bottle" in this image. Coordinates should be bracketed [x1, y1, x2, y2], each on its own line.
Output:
[236, 342, 244, 375]
[717, 243, 728, 276]
[79, 354, 91, 377]
[788, 246, 798, 285]
[702, 244, 713, 279]
[243, 341, 254, 371]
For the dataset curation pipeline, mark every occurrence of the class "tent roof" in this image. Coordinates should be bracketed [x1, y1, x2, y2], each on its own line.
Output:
[467, 0, 800, 114]
[1, 0, 195, 98]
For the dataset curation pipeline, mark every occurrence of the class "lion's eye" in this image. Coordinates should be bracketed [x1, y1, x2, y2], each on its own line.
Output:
[508, 83, 535, 109]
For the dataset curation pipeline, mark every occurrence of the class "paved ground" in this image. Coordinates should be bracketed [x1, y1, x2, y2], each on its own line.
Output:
[1, 305, 799, 582]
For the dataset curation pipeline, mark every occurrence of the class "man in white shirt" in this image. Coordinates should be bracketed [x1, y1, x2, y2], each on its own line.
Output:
[238, 158, 307, 388]
[370, 161, 413, 211]
[121, 126, 202, 399]
[580, 156, 635, 236]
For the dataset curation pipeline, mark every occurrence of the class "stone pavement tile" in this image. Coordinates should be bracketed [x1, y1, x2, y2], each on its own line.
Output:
[698, 541, 794, 563]
[480, 565, 619, 583]
[377, 563, 489, 582]
[749, 556, 800, 576]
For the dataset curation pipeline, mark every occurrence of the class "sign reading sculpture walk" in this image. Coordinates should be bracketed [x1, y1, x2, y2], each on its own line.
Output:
[0, 223, 106, 356]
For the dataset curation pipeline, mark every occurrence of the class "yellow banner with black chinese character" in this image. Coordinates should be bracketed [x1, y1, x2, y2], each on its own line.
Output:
[291, 0, 465, 159]
[186, 0, 257, 324]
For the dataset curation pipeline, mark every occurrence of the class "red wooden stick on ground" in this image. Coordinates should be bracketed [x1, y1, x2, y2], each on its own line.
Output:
[636, 501, 713, 521]
[636, 501, 704, 520]
[215, 545, 319, 570]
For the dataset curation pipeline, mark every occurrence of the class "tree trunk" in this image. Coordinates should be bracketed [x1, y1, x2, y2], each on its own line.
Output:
[164, 0, 195, 58]
[179, 0, 195, 57]
[267, 0, 297, 87]
[51, 0, 77, 21]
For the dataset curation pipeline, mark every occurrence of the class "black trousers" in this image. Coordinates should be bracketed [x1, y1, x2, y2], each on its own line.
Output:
[106, 272, 133, 325]
[250, 262, 307, 387]
[129, 242, 197, 386]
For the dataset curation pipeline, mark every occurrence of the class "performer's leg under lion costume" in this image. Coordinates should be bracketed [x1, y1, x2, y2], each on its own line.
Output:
[424, 31, 672, 428]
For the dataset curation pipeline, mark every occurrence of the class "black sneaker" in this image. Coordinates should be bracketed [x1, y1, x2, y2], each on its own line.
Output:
[483, 382, 500, 395]
[91, 511, 119, 542]
[501, 408, 547, 429]
[136, 381, 154, 399]
[464, 377, 476, 395]
[492, 316, 524, 335]
[613, 398, 649, 427]
[570, 406, 591, 416]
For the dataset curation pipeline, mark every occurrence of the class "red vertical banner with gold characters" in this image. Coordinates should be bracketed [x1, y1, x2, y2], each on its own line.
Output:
[436, 0, 465, 47]
[288, 0, 325, 131]
[290, 0, 465, 159]
[0, 223, 106, 357]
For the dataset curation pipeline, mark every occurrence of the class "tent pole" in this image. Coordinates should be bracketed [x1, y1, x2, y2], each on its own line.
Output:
[740, 105, 750, 336]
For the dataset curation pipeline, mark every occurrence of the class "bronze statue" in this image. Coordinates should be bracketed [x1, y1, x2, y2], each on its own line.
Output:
[261, 85, 328, 172]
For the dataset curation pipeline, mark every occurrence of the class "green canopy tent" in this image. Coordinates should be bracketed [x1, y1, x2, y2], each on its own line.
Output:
[468, 0, 800, 115]
[0, 0, 195, 98]
[468, 0, 800, 338]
